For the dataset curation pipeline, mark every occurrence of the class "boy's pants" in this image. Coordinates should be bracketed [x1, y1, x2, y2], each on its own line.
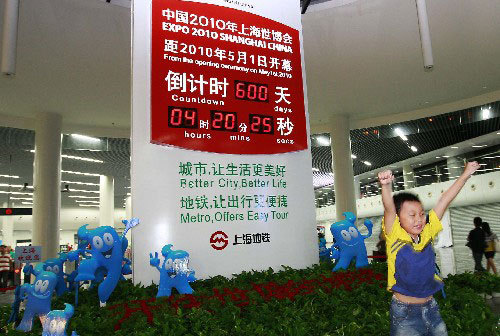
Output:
[472, 251, 485, 272]
[390, 296, 448, 336]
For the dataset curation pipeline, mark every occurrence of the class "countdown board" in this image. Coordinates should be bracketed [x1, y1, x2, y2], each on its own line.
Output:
[151, 0, 307, 154]
[132, 0, 317, 282]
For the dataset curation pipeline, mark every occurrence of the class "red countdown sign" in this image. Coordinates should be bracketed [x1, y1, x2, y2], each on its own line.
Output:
[151, 0, 308, 154]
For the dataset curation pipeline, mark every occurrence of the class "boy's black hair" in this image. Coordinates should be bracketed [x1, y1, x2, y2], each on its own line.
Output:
[393, 192, 422, 216]
[481, 222, 491, 235]
[473, 217, 482, 228]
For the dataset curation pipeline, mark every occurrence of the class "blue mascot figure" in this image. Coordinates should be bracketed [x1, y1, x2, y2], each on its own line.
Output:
[16, 268, 57, 332]
[24, 253, 70, 296]
[74, 218, 139, 307]
[330, 212, 373, 271]
[149, 244, 196, 297]
[42, 303, 76, 336]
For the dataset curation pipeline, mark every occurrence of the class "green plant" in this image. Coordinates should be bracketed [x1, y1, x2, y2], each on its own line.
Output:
[1, 262, 497, 336]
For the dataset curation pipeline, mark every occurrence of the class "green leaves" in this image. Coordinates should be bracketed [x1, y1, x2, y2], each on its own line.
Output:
[0, 262, 498, 335]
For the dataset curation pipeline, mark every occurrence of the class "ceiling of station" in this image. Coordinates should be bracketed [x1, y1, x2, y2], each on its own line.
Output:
[0, 128, 130, 209]
[0, 0, 499, 133]
[311, 101, 500, 187]
[0, 100, 498, 209]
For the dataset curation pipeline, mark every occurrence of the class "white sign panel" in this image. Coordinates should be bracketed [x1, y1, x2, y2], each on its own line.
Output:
[15, 246, 42, 265]
[132, 0, 317, 283]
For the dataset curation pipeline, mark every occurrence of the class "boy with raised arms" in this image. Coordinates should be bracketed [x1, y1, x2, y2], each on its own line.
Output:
[378, 161, 479, 336]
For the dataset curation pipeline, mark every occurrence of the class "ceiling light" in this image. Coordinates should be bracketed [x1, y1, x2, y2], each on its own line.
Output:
[351, 154, 357, 159]
[471, 145, 487, 148]
[10, 197, 33, 200]
[0, 174, 19, 179]
[78, 204, 100, 207]
[62, 180, 99, 186]
[62, 155, 103, 163]
[312, 168, 319, 172]
[451, 146, 459, 149]
[67, 189, 100, 194]
[75, 200, 100, 204]
[316, 136, 330, 146]
[68, 195, 100, 199]
[410, 146, 418, 152]
[394, 128, 408, 141]
[0, 190, 32, 195]
[21, 202, 33, 205]
[71, 134, 101, 142]
[0, 183, 33, 189]
[442, 155, 450, 158]
[29, 150, 103, 163]
[481, 107, 491, 119]
[436, 156, 441, 159]
[62, 170, 101, 177]
[363, 161, 372, 166]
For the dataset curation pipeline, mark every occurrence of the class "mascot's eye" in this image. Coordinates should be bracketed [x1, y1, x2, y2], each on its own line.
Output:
[40, 280, 50, 293]
[46, 266, 52, 272]
[35, 280, 43, 292]
[93, 236, 104, 250]
[50, 320, 58, 333]
[348, 227, 359, 238]
[52, 265, 60, 274]
[165, 259, 173, 269]
[103, 232, 114, 246]
[340, 230, 351, 241]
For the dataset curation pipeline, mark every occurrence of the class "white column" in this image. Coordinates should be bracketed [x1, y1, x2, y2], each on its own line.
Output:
[32, 112, 62, 260]
[403, 165, 415, 189]
[328, 115, 356, 221]
[125, 195, 132, 219]
[353, 176, 361, 200]
[124, 195, 132, 243]
[1, 0, 19, 75]
[1, 202, 14, 247]
[446, 157, 463, 180]
[99, 175, 114, 227]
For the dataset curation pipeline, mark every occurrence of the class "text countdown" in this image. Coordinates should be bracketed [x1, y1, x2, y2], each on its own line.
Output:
[151, 0, 307, 154]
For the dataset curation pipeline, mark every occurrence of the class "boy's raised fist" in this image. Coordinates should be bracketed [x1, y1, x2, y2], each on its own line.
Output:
[378, 170, 394, 185]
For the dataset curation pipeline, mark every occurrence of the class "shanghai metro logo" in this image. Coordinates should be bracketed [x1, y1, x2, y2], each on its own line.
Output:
[210, 231, 229, 250]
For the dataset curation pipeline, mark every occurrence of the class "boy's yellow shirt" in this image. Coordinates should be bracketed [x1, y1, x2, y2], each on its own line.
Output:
[382, 210, 443, 297]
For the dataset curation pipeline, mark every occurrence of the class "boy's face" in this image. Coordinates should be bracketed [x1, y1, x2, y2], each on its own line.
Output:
[399, 201, 426, 239]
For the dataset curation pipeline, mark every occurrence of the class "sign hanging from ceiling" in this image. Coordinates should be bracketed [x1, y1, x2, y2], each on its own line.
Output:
[132, 0, 317, 283]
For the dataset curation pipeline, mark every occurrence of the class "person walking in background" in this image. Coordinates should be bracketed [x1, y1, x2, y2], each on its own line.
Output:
[467, 217, 486, 272]
[482, 222, 498, 275]
[0, 245, 13, 290]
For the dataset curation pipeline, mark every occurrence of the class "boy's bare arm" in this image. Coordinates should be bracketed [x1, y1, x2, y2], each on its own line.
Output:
[378, 170, 396, 234]
[434, 161, 480, 219]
